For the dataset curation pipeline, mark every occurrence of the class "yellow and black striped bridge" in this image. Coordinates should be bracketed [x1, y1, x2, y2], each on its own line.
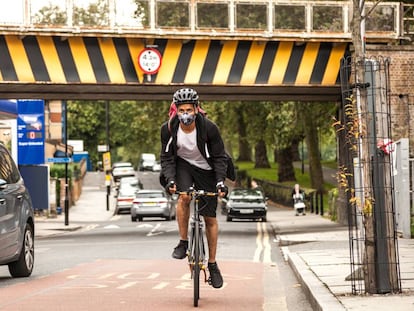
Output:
[0, 35, 349, 101]
[0, 0, 407, 101]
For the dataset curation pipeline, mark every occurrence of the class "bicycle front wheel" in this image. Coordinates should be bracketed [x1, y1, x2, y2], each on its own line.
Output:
[193, 219, 200, 307]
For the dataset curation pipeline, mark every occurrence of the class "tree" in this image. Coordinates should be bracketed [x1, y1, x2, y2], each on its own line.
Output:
[348, 0, 400, 294]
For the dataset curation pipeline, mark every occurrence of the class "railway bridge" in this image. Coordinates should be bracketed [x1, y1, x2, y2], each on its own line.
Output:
[0, 0, 413, 101]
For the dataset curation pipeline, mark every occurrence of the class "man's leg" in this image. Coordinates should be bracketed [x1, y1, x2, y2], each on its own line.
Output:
[176, 195, 191, 240]
[204, 215, 218, 263]
[172, 194, 191, 259]
[204, 215, 223, 288]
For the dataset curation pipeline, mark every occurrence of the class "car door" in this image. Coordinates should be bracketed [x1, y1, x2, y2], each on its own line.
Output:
[0, 147, 23, 259]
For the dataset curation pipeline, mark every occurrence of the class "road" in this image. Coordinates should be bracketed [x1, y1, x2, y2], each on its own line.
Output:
[0, 171, 312, 310]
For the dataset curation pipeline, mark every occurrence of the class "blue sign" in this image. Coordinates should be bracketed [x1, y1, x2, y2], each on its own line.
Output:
[17, 100, 45, 165]
[47, 157, 72, 163]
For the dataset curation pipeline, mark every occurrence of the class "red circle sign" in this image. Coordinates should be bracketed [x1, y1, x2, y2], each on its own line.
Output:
[138, 48, 162, 75]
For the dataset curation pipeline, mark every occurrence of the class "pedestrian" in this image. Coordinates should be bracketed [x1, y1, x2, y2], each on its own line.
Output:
[160, 87, 228, 289]
[292, 183, 306, 216]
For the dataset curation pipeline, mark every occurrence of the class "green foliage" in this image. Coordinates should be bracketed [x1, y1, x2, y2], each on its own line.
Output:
[49, 164, 73, 180]
[275, 5, 305, 30]
[73, 0, 109, 26]
[33, 5, 67, 24]
[157, 2, 189, 27]
[197, 3, 228, 28]
[236, 4, 267, 29]
[134, 1, 149, 27]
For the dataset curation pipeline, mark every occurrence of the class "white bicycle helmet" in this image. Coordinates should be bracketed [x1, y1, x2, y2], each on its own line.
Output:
[172, 88, 199, 106]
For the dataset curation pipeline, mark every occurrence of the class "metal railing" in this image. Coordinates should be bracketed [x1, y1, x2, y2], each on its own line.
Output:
[0, 0, 408, 42]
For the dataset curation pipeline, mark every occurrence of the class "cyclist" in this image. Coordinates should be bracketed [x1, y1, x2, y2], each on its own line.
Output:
[160, 87, 228, 289]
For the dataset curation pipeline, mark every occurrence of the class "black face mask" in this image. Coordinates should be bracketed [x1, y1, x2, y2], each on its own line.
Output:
[178, 112, 195, 126]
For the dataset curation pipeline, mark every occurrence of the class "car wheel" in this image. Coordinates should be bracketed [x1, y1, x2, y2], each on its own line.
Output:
[138, 216, 143, 222]
[262, 217, 267, 222]
[226, 215, 232, 222]
[8, 223, 34, 278]
[131, 215, 137, 222]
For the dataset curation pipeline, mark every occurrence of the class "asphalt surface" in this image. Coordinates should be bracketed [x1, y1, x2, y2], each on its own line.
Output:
[34, 172, 414, 311]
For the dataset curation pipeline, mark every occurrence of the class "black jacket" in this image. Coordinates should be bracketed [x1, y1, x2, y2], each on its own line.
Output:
[160, 113, 227, 186]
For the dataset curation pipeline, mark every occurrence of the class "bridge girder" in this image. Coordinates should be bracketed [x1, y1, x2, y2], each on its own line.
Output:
[0, 84, 341, 102]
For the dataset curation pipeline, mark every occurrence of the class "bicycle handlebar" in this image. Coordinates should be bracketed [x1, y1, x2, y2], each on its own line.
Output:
[175, 188, 219, 197]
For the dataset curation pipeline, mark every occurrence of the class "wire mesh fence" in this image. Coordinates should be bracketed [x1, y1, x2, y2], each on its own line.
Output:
[338, 56, 401, 295]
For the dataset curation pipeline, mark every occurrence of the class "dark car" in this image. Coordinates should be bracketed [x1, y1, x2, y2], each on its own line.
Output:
[115, 177, 143, 214]
[131, 189, 176, 221]
[221, 188, 267, 222]
[0, 143, 35, 277]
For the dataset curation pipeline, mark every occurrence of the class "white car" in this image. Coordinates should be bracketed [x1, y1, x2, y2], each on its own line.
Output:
[138, 153, 157, 171]
[112, 162, 135, 182]
[131, 189, 176, 222]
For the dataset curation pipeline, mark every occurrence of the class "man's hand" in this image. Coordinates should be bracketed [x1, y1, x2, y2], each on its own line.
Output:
[216, 181, 228, 198]
[165, 181, 176, 194]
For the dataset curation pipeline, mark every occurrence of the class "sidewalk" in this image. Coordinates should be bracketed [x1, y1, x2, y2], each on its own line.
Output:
[272, 206, 414, 311]
[35, 173, 115, 238]
[34, 174, 414, 310]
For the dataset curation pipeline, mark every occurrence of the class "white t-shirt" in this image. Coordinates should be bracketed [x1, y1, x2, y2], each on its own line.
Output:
[177, 126, 212, 170]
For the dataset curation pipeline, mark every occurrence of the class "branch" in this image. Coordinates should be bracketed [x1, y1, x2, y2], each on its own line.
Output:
[362, 0, 383, 21]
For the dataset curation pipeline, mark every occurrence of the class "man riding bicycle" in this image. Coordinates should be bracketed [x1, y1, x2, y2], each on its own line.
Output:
[160, 88, 228, 289]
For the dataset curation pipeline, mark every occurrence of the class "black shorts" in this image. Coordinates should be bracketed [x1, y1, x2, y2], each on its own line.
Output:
[176, 157, 218, 217]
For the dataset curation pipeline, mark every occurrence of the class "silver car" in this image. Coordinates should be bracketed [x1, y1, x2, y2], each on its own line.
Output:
[115, 177, 143, 214]
[0, 143, 35, 277]
[131, 189, 176, 221]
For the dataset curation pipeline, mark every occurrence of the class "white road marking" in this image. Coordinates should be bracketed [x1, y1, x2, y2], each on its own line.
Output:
[147, 273, 160, 279]
[147, 223, 163, 236]
[153, 282, 169, 289]
[117, 281, 138, 289]
[99, 273, 116, 279]
[137, 224, 153, 228]
[104, 224, 120, 229]
[254, 222, 273, 263]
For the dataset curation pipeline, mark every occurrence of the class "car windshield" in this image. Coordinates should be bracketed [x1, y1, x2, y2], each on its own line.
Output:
[230, 189, 263, 199]
[136, 192, 165, 199]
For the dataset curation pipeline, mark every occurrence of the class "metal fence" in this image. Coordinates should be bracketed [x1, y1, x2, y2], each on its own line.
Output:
[339, 56, 401, 294]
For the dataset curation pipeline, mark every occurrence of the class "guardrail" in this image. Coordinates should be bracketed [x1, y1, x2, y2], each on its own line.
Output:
[0, 0, 408, 42]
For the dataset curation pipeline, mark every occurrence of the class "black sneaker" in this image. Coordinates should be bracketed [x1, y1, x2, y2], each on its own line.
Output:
[172, 240, 188, 259]
[208, 262, 223, 288]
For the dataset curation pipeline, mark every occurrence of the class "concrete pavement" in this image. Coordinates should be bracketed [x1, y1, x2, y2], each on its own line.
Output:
[34, 172, 414, 310]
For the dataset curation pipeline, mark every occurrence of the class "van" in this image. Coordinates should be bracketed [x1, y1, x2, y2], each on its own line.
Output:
[138, 153, 157, 171]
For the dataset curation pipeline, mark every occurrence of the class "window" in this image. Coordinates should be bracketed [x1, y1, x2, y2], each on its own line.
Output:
[197, 2, 228, 28]
[313, 6, 343, 32]
[274, 5, 305, 31]
[0, 146, 20, 184]
[236, 3, 267, 30]
[157, 1, 189, 28]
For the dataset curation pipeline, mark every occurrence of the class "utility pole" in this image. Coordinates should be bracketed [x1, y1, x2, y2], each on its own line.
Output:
[351, 0, 399, 294]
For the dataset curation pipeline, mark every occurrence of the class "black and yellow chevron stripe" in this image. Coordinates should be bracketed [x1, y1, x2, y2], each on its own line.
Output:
[0, 35, 348, 86]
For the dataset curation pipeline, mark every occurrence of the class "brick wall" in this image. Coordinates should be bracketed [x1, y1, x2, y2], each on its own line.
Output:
[367, 45, 414, 156]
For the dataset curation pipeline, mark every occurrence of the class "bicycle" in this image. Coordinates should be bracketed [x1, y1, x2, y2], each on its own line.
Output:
[176, 187, 219, 307]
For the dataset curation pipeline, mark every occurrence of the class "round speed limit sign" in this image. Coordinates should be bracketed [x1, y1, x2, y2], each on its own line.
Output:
[138, 48, 162, 75]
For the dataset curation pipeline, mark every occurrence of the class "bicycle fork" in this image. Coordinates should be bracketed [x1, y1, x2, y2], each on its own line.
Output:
[187, 215, 208, 282]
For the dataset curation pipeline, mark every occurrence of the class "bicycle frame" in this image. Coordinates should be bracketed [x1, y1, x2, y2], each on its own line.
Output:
[176, 188, 218, 307]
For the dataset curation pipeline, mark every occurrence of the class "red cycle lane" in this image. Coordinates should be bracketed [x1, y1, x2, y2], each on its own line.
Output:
[0, 259, 266, 311]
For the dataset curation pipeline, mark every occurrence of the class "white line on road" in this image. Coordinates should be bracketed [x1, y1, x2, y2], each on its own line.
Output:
[254, 222, 272, 263]
[147, 223, 163, 236]
[117, 281, 138, 289]
[153, 282, 169, 289]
